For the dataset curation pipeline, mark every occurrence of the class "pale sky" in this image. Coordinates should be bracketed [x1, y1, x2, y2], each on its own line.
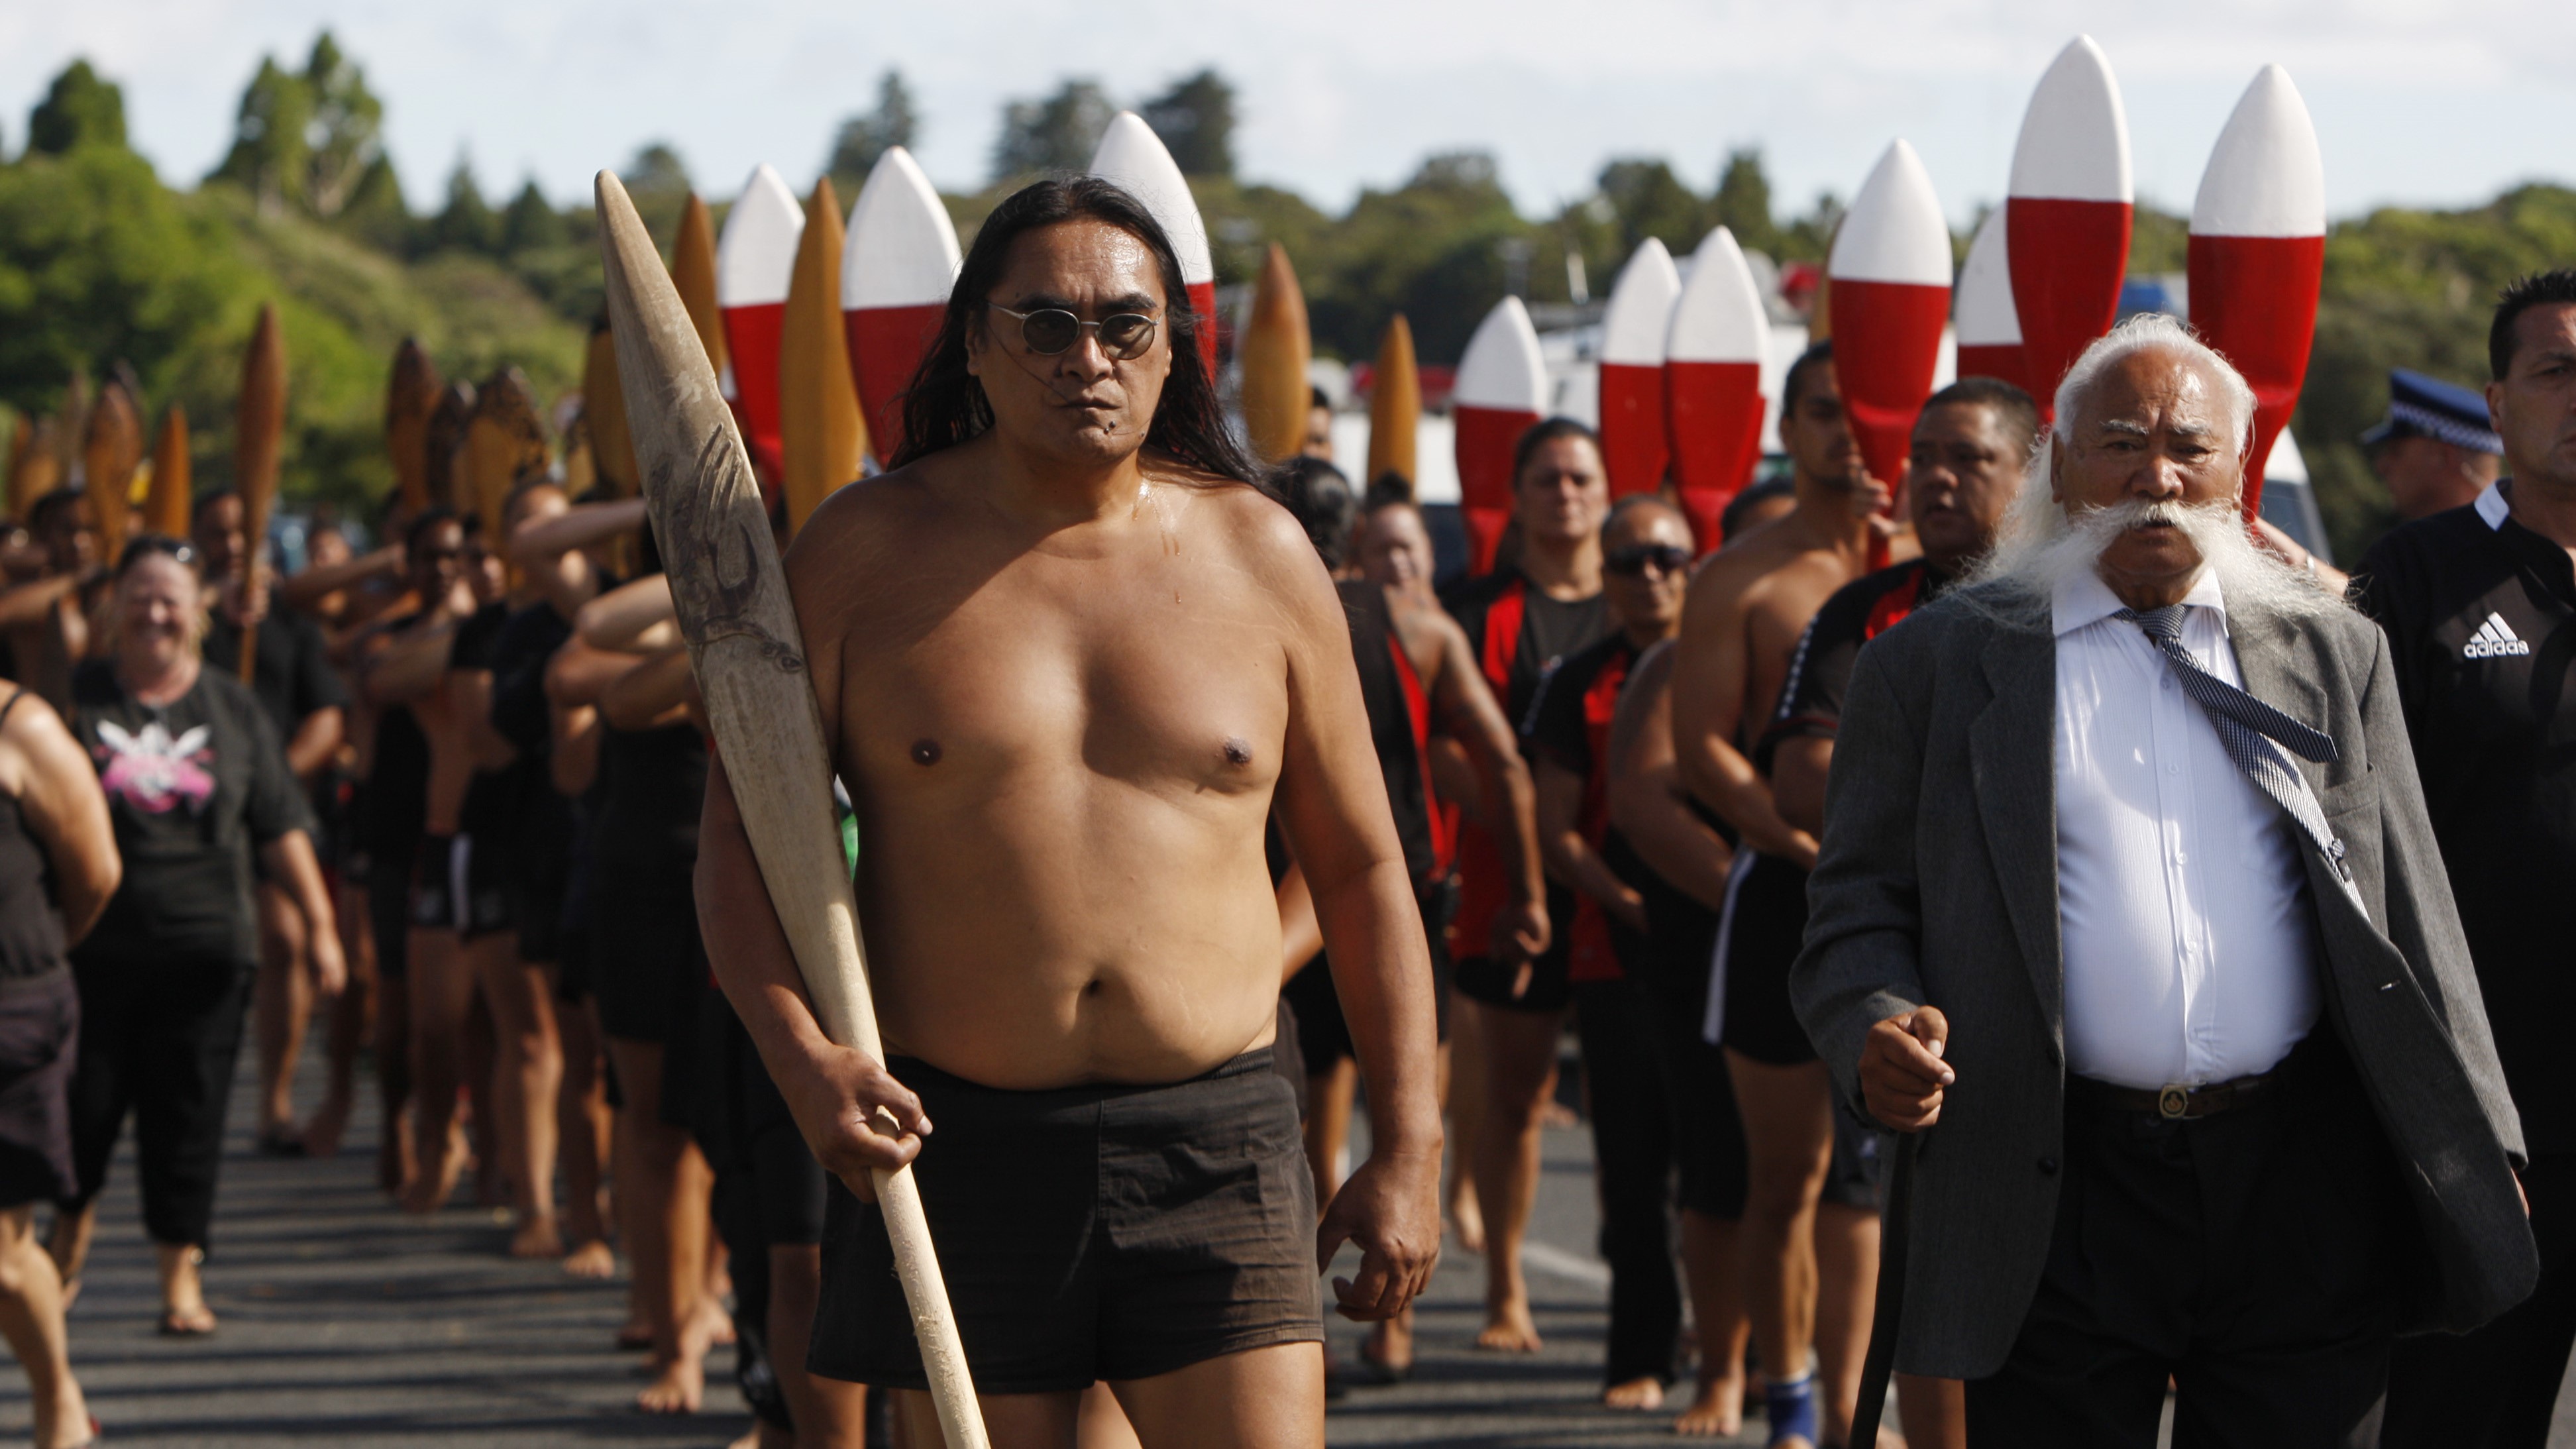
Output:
[8, 0, 2571, 227]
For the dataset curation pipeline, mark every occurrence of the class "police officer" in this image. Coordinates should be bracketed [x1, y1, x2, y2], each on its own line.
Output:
[2361, 270, 2576, 1448]
[2365, 367, 2505, 521]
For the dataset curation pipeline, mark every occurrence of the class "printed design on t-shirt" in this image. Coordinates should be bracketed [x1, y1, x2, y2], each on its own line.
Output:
[93, 720, 215, 814]
[2463, 611, 2532, 660]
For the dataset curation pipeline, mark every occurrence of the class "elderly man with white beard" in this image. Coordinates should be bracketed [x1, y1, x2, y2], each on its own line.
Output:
[1790, 314, 2537, 1445]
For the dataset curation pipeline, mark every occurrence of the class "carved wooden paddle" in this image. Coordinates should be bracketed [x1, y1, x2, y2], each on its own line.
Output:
[594, 167, 989, 1449]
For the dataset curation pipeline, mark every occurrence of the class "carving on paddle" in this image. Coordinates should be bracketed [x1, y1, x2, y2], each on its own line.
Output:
[666, 424, 806, 674]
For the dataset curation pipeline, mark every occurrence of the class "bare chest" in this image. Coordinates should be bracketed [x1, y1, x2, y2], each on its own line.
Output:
[835, 547, 1291, 801]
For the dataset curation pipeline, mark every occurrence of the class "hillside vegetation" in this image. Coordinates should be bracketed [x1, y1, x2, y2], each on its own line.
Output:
[2, 42, 2567, 563]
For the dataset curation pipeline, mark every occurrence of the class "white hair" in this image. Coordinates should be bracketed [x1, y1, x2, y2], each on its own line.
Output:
[1966, 316, 2341, 623]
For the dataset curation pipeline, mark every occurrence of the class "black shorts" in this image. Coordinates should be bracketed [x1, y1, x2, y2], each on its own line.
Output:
[1281, 881, 1454, 1075]
[408, 834, 513, 939]
[0, 973, 78, 1208]
[810, 1048, 1324, 1393]
[1454, 881, 1577, 1014]
[1622, 891, 1748, 1221]
[1824, 1099, 1885, 1213]
[1715, 853, 1816, 1066]
[590, 856, 702, 1044]
[367, 841, 415, 979]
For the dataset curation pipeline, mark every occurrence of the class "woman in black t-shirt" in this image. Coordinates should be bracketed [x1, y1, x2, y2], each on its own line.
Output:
[50, 537, 345, 1338]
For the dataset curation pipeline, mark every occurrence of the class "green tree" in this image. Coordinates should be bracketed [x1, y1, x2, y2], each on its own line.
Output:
[500, 180, 569, 254]
[1596, 158, 1703, 260]
[828, 70, 920, 197]
[0, 146, 243, 411]
[27, 59, 127, 156]
[427, 158, 500, 254]
[206, 33, 392, 220]
[1143, 70, 1235, 178]
[991, 80, 1114, 182]
[620, 142, 692, 252]
[1710, 148, 1780, 256]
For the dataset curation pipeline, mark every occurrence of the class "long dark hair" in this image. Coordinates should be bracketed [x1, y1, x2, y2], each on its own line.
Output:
[890, 176, 1261, 486]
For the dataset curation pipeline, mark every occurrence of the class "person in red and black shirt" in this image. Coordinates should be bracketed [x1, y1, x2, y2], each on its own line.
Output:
[1762, 376, 2034, 1449]
[2366, 270, 2576, 1449]
[1527, 495, 1698, 1408]
[1441, 417, 1606, 1354]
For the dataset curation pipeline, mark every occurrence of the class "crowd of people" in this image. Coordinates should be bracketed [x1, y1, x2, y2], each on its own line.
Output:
[0, 163, 2568, 1449]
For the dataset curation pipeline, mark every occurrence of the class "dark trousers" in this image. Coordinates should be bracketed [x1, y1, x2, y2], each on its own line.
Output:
[1967, 1032, 2410, 1448]
[64, 953, 254, 1247]
[1572, 977, 1682, 1387]
[2380, 1152, 2576, 1448]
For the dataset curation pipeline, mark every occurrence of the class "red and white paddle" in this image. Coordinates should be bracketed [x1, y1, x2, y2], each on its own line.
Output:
[1598, 239, 1682, 498]
[2189, 64, 2324, 516]
[2006, 35, 2133, 413]
[718, 164, 806, 486]
[842, 146, 961, 469]
[1955, 209, 2033, 399]
[1089, 113, 1218, 382]
[1664, 227, 1768, 549]
[1453, 295, 1548, 576]
[1829, 141, 1951, 516]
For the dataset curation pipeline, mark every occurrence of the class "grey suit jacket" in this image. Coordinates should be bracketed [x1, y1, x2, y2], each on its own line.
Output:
[1790, 579, 2538, 1380]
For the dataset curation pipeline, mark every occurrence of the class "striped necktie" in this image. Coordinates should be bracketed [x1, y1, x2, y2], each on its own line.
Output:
[2118, 604, 2350, 881]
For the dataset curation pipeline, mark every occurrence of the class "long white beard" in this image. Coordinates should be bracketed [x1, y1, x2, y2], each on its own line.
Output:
[1971, 484, 2345, 623]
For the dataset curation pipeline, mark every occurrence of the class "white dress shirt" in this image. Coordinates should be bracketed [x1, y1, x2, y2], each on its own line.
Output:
[2051, 568, 2321, 1089]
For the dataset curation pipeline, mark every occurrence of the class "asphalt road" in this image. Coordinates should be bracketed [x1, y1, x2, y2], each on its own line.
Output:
[7, 1047, 2570, 1446]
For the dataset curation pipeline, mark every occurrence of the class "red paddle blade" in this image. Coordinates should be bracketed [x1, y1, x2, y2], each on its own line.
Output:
[1828, 141, 1951, 500]
[1453, 297, 1548, 576]
[1090, 113, 1219, 383]
[1598, 239, 1681, 498]
[718, 163, 806, 488]
[2006, 36, 2133, 411]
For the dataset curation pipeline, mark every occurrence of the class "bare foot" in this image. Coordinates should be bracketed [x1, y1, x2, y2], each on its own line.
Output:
[682, 1294, 735, 1352]
[635, 1354, 703, 1415]
[36, 1389, 93, 1449]
[1671, 1375, 1746, 1437]
[1448, 1183, 1486, 1258]
[1475, 1299, 1542, 1353]
[561, 1239, 616, 1279]
[509, 1213, 563, 1259]
[1602, 1375, 1665, 1411]
[1360, 1310, 1413, 1382]
[401, 1126, 467, 1214]
[301, 1095, 352, 1160]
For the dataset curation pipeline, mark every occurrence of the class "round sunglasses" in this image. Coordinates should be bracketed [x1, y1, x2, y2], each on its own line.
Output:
[987, 303, 1160, 361]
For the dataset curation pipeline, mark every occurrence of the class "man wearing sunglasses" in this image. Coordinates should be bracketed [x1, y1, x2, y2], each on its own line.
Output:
[694, 178, 1441, 1447]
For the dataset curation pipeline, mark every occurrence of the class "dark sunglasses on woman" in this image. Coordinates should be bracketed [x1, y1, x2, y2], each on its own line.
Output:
[1603, 543, 1691, 578]
[987, 303, 1160, 361]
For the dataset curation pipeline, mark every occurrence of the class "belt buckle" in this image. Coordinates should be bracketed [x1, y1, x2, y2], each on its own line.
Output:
[2156, 1084, 2190, 1120]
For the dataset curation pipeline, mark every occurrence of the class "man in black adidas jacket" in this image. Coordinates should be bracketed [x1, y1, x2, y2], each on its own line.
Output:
[2360, 268, 2576, 1448]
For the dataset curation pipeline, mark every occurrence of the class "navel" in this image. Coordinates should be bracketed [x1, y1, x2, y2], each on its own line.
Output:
[910, 739, 943, 767]
[1223, 737, 1254, 767]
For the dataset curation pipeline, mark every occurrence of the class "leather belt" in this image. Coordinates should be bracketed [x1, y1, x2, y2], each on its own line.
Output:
[2086, 1066, 2281, 1120]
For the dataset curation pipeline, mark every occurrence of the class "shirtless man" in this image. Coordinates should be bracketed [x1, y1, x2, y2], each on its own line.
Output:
[1756, 376, 2035, 1449]
[695, 178, 1440, 1447]
[1668, 341, 1892, 1449]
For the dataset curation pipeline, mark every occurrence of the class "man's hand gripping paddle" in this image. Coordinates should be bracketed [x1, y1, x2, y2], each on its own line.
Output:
[593, 170, 991, 1449]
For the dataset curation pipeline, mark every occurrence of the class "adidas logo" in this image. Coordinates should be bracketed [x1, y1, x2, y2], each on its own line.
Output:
[2464, 612, 2532, 659]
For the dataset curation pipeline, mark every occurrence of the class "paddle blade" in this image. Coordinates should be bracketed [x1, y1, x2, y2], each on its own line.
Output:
[673, 192, 728, 379]
[1241, 244, 1313, 463]
[1666, 227, 1770, 546]
[1366, 314, 1421, 490]
[779, 177, 866, 537]
[465, 370, 547, 544]
[386, 339, 442, 513]
[2190, 64, 2326, 513]
[842, 146, 961, 466]
[425, 382, 476, 511]
[582, 320, 639, 498]
[2006, 35, 2134, 410]
[1598, 239, 1682, 498]
[1827, 141, 1951, 503]
[1953, 209, 2031, 398]
[1453, 297, 1548, 576]
[718, 164, 806, 490]
[83, 379, 142, 560]
[146, 404, 192, 539]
